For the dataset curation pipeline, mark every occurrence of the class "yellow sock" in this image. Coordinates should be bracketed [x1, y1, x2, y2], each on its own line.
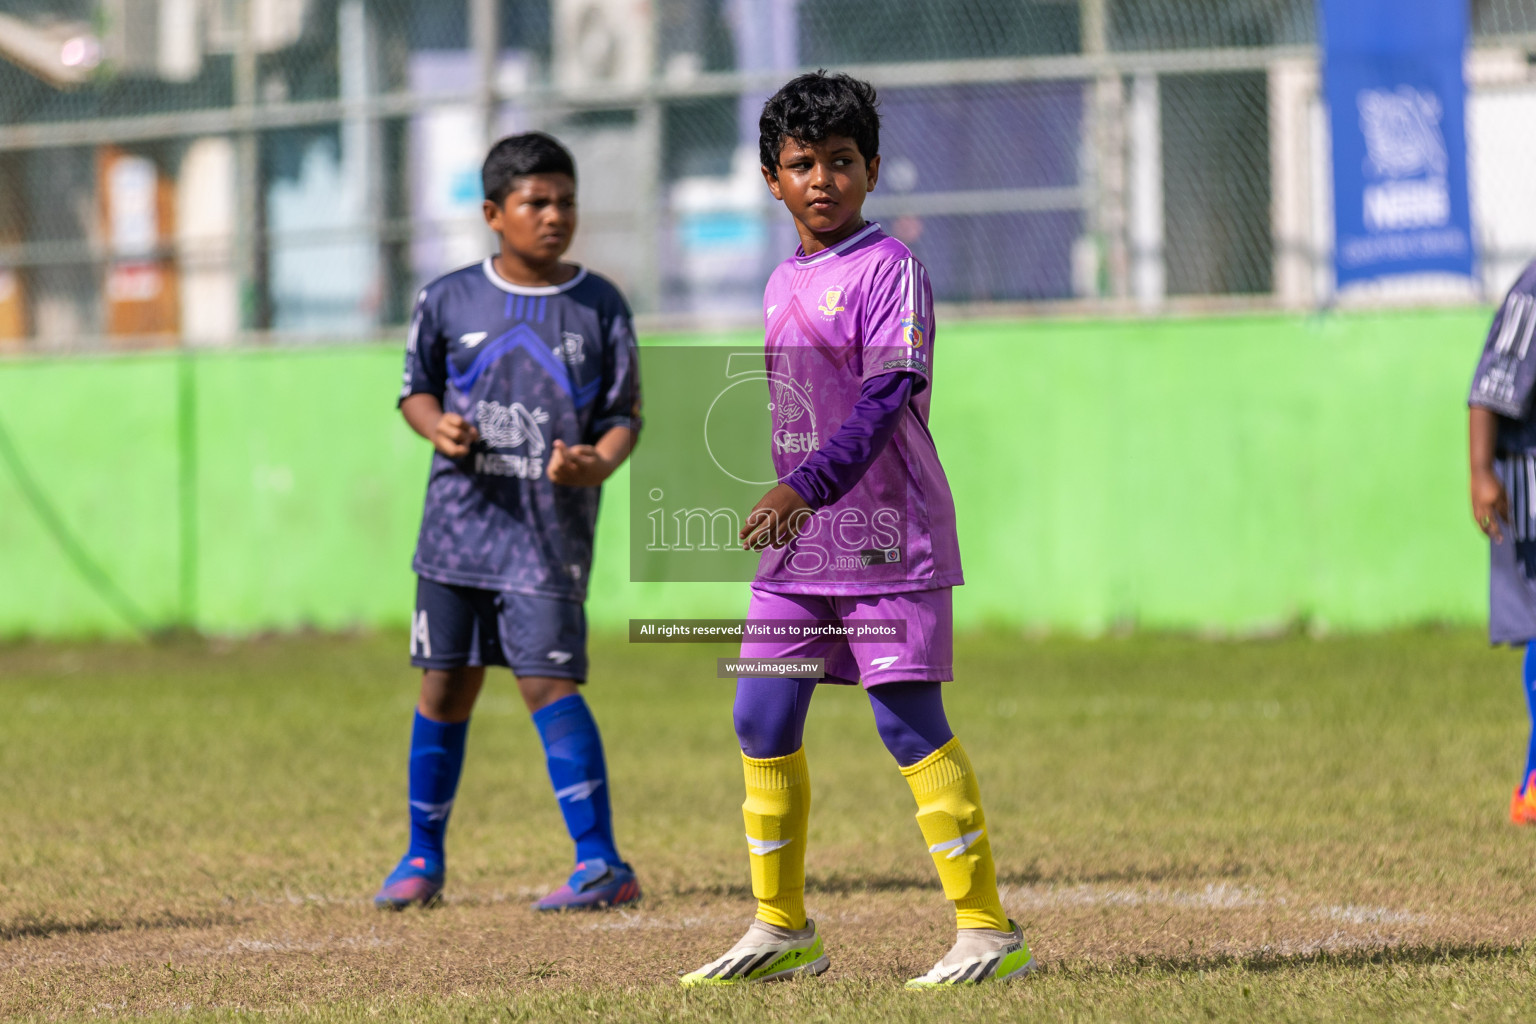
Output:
[901, 737, 1009, 931]
[741, 747, 810, 929]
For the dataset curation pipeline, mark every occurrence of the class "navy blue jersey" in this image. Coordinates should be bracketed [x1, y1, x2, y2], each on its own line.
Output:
[1471, 260, 1536, 454]
[400, 258, 641, 599]
[1470, 259, 1536, 644]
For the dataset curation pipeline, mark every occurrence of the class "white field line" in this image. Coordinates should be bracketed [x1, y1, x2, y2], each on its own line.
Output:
[234, 886, 1424, 927]
[221, 887, 550, 908]
[0, 928, 399, 970]
[1000, 882, 1269, 911]
[581, 909, 743, 932]
[997, 882, 1431, 928]
[578, 882, 1432, 935]
[1313, 903, 1430, 926]
[0, 884, 1436, 970]
[215, 933, 399, 955]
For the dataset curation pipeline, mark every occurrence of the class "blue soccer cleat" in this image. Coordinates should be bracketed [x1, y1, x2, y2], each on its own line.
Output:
[373, 854, 445, 910]
[534, 857, 641, 911]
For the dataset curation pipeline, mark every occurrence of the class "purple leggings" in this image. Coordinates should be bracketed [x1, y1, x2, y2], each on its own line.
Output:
[733, 677, 954, 767]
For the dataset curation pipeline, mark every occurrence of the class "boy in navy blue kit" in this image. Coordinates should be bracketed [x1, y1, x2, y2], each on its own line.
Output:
[375, 132, 642, 911]
[1470, 258, 1536, 825]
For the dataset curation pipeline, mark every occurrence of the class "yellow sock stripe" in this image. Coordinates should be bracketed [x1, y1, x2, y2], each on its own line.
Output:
[742, 747, 811, 790]
[899, 735, 971, 794]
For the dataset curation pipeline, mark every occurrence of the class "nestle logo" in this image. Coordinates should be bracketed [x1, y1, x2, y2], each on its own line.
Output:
[773, 430, 819, 454]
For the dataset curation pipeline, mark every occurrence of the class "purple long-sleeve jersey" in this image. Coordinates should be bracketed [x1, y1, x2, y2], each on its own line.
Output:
[782, 371, 917, 510]
[753, 223, 962, 595]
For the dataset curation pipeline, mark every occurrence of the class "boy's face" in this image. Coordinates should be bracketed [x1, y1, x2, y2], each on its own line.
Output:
[762, 135, 880, 241]
[483, 173, 577, 267]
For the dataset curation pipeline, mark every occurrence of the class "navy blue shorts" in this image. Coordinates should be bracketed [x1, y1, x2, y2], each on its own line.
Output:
[410, 577, 588, 680]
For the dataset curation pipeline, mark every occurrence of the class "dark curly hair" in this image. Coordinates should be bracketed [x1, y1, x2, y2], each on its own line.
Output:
[482, 131, 576, 205]
[759, 70, 880, 176]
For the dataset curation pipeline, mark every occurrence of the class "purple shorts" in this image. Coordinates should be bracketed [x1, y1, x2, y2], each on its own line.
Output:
[740, 586, 953, 688]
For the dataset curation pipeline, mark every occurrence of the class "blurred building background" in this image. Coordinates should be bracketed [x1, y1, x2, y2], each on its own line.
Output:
[1, 0, 1535, 350]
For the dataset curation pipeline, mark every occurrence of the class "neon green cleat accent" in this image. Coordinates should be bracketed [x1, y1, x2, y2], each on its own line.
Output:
[680, 919, 830, 986]
[905, 919, 1038, 987]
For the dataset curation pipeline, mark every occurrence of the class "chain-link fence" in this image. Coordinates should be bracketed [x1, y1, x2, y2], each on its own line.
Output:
[1, 0, 1536, 350]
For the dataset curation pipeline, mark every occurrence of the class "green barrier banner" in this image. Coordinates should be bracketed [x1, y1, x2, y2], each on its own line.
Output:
[0, 310, 1491, 639]
[628, 347, 771, 583]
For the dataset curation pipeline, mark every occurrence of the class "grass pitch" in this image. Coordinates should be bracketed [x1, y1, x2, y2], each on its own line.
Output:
[3, 629, 1536, 1022]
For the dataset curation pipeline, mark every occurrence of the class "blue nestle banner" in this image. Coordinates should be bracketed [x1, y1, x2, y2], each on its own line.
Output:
[1320, 0, 1475, 287]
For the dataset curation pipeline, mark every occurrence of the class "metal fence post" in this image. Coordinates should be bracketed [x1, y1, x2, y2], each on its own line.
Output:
[232, 0, 261, 333]
[633, 96, 663, 316]
[1082, 0, 1129, 300]
[176, 348, 198, 631]
[1129, 71, 1164, 308]
[471, 0, 500, 150]
[340, 0, 384, 329]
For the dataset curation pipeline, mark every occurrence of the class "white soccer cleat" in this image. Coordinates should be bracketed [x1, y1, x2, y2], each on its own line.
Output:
[679, 918, 829, 986]
[905, 919, 1037, 987]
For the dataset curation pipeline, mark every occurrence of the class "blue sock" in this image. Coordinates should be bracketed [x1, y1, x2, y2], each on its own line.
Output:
[868, 680, 955, 767]
[406, 711, 469, 868]
[532, 694, 621, 866]
[733, 676, 817, 758]
[1522, 643, 1536, 790]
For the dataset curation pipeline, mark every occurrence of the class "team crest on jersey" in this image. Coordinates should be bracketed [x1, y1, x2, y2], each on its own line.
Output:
[817, 287, 846, 318]
[555, 331, 586, 364]
[475, 400, 550, 456]
[900, 313, 925, 349]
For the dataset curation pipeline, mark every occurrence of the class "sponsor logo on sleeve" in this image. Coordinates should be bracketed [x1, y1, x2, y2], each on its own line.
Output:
[900, 312, 925, 349]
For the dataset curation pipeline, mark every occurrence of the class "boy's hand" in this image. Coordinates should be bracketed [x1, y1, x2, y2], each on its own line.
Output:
[1472, 466, 1510, 542]
[432, 412, 479, 458]
[741, 483, 812, 550]
[548, 439, 613, 487]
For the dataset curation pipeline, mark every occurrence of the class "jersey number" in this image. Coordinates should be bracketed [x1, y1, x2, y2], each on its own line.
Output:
[410, 610, 431, 658]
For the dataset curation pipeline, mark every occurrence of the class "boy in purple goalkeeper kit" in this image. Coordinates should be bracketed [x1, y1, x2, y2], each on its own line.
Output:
[681, 72, 1033, 988]
[1469, 258, 1536, 825]
[374, 133, 642, 912]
